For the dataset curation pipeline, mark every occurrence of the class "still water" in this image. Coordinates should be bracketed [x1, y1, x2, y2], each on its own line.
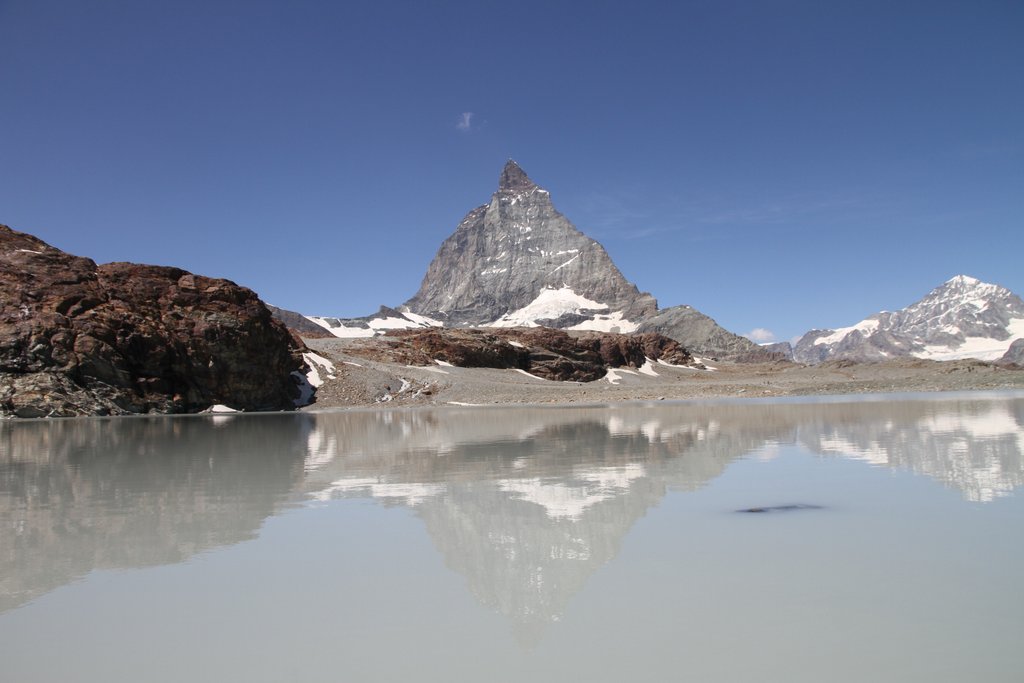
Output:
[2, 393, 1023, 682]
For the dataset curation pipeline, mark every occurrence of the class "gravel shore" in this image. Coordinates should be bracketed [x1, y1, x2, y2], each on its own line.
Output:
[301, 336, 1024, 409]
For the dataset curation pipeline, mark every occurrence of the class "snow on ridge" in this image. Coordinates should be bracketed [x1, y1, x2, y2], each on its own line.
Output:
[306, 309, 443, 338]
[488, 285, 610, 328]
[485, 285, 641, 332]
[812, 318, 881, 346]
[917, 317, 1024, 361]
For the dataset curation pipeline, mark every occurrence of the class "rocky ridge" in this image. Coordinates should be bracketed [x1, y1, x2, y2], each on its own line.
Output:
[343, 327, 700, 383]
[1, 224, 310, 417]
[793, 275, 1024, 364]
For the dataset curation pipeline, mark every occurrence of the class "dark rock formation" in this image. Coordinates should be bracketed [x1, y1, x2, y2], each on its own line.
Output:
[0, 224, 308, 417]
[637, 305, 788, 362]
[345, 327, 698, 382]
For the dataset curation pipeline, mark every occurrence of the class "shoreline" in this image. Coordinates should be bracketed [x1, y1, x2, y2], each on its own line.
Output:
[302, 336, 1024, 410]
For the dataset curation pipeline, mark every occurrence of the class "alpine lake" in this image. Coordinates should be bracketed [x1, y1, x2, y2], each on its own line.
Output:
[2, 391, 1023, 682]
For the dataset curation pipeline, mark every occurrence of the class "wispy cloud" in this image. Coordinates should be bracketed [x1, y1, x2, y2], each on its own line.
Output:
[456, 112, 474, 131]
[744, 328, 776, 343]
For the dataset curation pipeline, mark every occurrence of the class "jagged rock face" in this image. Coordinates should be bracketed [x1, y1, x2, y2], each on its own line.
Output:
[637, 305, 787, 362]
[345, 327, 697, 382]
[793, 275, 1024, 364]
[402, 161, 657, 329]
[0, 225, 308, 417]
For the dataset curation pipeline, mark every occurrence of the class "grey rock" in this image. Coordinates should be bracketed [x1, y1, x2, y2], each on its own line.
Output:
[637, 305, 787, 362]
[1001, 338, 1024, 365]
[403, 160, 657, 327]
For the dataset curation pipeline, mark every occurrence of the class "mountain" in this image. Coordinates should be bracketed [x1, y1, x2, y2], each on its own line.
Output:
[0, 224, 310, 417]
[301, 161, 778, 361]
[793, 275, 1024, 363]
[402, 160, 656, 329]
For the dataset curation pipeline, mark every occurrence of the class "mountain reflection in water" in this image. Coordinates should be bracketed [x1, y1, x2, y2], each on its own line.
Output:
[2, 394, 1022, 640]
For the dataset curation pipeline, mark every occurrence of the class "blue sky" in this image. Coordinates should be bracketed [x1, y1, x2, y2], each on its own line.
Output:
[2, 0, 1021, 343]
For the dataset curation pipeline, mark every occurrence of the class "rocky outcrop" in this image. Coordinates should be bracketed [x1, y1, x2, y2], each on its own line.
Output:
[345, 327, 699, 382]
[0, 224, 308, 417]
[793, 275, 1024, 363]
[637, 305, 788, 362]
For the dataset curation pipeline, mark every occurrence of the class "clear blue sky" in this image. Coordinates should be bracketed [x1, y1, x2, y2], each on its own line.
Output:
[2, 0, 1021, 343]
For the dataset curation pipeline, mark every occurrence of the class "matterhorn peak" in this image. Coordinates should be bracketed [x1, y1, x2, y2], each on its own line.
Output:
[497, 159, 537, 194]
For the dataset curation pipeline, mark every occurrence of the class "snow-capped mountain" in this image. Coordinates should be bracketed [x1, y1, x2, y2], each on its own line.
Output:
[793, 275, 1024, 363]
[299, 161, 778, 361]
[403, 160, 657, 330]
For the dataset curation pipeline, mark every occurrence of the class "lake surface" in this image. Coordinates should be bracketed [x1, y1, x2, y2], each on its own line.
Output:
[2, 393, 1023, 682]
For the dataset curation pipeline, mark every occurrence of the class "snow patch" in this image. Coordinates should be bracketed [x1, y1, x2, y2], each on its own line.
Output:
[307, 310, 441, 338]
[917, 317, 1024, 361]
[489, 286, 610, 328]
[604, 368, 638, 385]
[813, 318, 881, 346]
[566, 310, 640, 333]
[302, 352, 336, 388]
[638, 359, 659, 377]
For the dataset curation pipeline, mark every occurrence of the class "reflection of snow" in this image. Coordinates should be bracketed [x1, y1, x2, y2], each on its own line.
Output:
[918, 405, 1022, 442]
[312, 477, 446, 506]
[497, 464, 646, 520]
[817, 436, 890, 466]
[811, 403, 1024, 503]
[304, 428, 337, 472]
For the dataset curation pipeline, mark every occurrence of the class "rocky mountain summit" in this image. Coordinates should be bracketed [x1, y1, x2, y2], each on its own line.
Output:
[793, 275, 1024, 364]
[300, 161, 778, 361]
[402, 161, 657, 329]
[1, 224, 309, 417]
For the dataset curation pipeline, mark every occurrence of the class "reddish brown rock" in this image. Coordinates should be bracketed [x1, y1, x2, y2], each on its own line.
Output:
[345, 326, 698, 382]
[1, 224, 308, 417]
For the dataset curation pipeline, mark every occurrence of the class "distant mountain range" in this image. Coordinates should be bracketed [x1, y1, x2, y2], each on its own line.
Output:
[792, 275, 1024, 364]
[293, 161, 780, 362]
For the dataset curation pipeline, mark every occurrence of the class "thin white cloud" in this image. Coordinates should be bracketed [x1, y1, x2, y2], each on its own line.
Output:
[456, 112, 474, 131]
[745, 328, 776, 343]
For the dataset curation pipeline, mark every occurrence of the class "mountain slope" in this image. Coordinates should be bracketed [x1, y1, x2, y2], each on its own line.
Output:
[793, 275, 1024, 363]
